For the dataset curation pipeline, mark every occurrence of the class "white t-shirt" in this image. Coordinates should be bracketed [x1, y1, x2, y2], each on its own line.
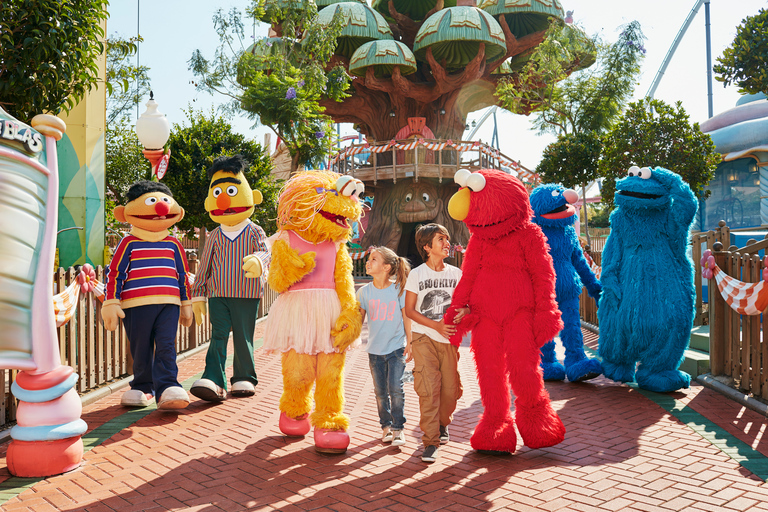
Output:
[404, 263, 463, 344]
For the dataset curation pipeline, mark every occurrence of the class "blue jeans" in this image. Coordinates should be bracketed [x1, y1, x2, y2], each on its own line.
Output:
[368, 348, 406, 430]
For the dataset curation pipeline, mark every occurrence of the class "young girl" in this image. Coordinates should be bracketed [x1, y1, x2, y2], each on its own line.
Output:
[357, 247, 412, 447]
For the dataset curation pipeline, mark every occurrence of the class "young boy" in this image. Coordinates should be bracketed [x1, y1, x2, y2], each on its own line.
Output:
[404, 223, 468, 463]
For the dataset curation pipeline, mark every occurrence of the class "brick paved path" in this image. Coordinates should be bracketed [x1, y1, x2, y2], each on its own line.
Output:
[2, 325, 768, 511]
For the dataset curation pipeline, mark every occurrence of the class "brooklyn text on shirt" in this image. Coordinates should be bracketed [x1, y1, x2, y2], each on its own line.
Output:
[418, 278, 457, 292]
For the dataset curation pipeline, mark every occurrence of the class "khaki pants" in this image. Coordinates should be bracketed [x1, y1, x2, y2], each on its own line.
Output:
[411, 333, 463, 447]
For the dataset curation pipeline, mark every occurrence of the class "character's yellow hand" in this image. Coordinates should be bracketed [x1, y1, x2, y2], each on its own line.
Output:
[101, 303, 125, 331]
[192, 301, 207, 326]
[242, 254, 263, 278]
[180, 305, 194, 327]
[268, 239, 317, 293]
[331, 308, 363, 352]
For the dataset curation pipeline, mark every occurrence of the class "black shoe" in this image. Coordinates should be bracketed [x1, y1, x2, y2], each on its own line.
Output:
[422, 445, 438, 463]
[439, 425, 449, 445]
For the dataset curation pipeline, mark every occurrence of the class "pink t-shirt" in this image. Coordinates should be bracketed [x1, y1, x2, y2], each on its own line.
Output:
[287, 230, 337, 291]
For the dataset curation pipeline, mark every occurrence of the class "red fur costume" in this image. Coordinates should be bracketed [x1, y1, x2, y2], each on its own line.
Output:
[444, 169, 566, 454]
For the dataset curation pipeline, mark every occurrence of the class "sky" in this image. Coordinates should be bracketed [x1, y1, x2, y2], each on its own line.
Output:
[106, 0, 768, 171]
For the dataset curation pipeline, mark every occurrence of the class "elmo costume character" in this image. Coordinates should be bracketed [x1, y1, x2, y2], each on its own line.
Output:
[444, 169, 565, 454]
[263, 170, 364, 453]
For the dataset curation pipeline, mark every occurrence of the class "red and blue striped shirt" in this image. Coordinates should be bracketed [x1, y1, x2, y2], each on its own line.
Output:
[192, 222, 269, 299]
[105, 235, 192, 309]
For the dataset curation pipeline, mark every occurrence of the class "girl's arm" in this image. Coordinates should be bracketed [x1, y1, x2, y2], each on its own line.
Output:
[402, 308, 413, 362]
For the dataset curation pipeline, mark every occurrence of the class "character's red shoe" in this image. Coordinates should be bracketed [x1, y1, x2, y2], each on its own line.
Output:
[314, 428, 350, 454]
[279, 412, 310, 437]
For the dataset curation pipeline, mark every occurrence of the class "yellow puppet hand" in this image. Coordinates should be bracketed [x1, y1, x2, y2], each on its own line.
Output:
[242, 254, 263, 278]
[268, 239, 316, 293]
[180, 304, 194, 327]
[331, 307, 363, 352]
[192, 301, 207, 326]
[101, 303, 125, 331]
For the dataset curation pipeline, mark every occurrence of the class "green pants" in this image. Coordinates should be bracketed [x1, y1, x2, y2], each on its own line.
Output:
[203, 297, 260, 390]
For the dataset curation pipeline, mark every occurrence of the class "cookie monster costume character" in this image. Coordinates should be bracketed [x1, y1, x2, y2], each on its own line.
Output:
[530, 184, 602, 382]
[598, 166, 697, 393]
[443, 169, 566, 454]
[263, 170, 364, 454]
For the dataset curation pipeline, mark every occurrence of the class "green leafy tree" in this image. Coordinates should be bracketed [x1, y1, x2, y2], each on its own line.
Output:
[713, 8, 768, 95]
[161, 108, 280, 236]
[106, 118, 149, 204]
[106, 35, 150, 125]
[600, 98, 720, 206]
[537, 131, 602, 188]
[0, 0, 110, 121]
[189, 3, 350, 175]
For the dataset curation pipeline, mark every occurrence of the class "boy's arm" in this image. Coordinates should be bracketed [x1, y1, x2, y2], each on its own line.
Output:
[404, 290, 456, 339]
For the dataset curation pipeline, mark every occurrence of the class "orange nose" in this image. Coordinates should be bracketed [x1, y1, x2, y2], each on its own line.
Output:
[217, 194, 231, 210]
[155, 201, 170, 216]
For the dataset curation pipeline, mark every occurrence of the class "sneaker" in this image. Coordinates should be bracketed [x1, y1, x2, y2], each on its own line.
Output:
[231, 380, 256, 397]
[422, 445, 438, 463]
[391, 430, 406, 447]
[439, 425, 449, 445]
[382, 426, 393, 443]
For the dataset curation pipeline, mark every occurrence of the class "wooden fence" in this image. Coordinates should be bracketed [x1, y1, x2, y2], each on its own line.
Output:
[708, 222, 768, 399]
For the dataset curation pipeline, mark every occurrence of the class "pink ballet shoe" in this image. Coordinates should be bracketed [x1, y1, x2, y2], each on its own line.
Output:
[314, 428, 350, 454]
[279, 412, 310, 437]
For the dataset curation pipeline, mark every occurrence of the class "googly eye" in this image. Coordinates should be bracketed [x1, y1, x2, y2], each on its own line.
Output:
[551, 189, 559, 197]
[144, 196, 158, 205]
[466, 172, 486, 192]
[405, 192, 413, 202]
[627, 165, 640, 177]
[161, 197, 172, 203]
[422, 192, 430, 202]
[638, 167, 652, 179]
[355, 180, 365, 196]
[212, 187, 222, 198]
[454, 169, 471, 187]
[226, 185, 238, 197]
[336, 175, 357, 196]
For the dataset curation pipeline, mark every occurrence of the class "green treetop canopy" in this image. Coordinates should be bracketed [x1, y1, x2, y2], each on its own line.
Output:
[258, 0, 318, 25]
[479, 0, 564, 39]
[349, 40, 418, 77]
[371, 0, 457, 23]
[413, 6, 507, 70]
[243, 37, 300, 70]
[316, 2, 393, 58]
[316, 0, 364, 6]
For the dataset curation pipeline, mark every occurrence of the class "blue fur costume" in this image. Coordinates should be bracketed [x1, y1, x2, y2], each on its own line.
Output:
[597, 167, 697, 392]
[530, 185, 603, 382]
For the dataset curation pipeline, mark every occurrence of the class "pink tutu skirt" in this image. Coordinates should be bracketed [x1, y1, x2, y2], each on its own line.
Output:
[263, 289, 361, 355]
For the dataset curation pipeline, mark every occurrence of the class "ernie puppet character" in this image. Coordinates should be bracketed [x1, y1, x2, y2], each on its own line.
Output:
[189, 155, 270, 401]
[264, 170, 364, 454]
[444, 169, 565, 455]
[102, 181, 193, 410]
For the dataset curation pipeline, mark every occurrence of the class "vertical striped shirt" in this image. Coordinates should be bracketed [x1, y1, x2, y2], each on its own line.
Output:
[192, 222, 270, 299]
[105, 235, 192, 309]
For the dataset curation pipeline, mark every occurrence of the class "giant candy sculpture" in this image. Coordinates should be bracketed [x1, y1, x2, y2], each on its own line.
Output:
[0, 108, 85, 476]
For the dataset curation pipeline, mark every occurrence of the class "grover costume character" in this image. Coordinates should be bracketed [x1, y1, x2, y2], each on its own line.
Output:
[190, 155, 270, 401]
[263, 170, 364, 454]
[444, 169, 565, 454]
[598, 166, 697, 393]
[530, 184, 602, 382]
[103, 181, 193, 409]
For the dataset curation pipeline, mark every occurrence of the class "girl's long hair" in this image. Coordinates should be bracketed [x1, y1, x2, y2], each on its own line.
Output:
[371, 246, 411, 297]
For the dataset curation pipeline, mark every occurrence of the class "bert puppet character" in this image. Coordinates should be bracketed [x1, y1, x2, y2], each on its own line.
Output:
[190, 155, 270, 401]
[264, 170, 364, 454]
[102, 181, 193, 409]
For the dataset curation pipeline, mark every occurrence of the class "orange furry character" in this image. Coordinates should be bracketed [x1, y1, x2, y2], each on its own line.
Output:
[263, 170, 364, 453]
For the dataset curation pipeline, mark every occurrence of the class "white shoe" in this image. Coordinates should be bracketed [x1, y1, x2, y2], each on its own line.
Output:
[391, 430, 406, 447]
[190, 378, 225, 401]
[121, 389, 153, 407]
[231, 381, 256, 397]
[158, 387, 190, 410]
[382, 426, 393, 443]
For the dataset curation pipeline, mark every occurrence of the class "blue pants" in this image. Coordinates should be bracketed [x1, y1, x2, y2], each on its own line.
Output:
[123, 304, 182, 398]
[368, 348, 406, 430]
